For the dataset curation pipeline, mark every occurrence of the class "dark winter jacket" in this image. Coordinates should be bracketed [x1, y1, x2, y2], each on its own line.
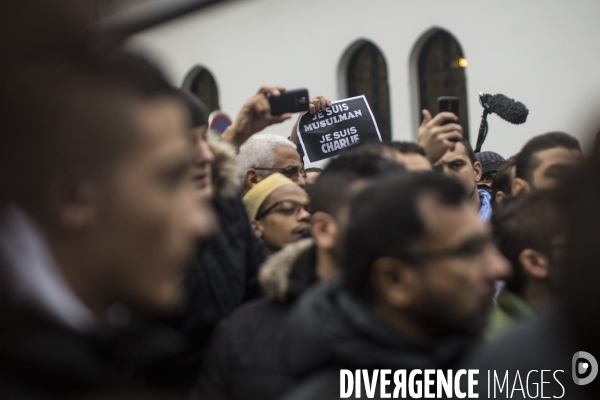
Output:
[144, 193, 268, 392]
[183, 193, 267, 346]
[280, 278, 478, 400]
[0, 286, 186, 400]
[195, 238, 318, 400]
[0, 206, 189, 400]
[181, 137, 267, 346]
[142, 139, 269, 392]
[466, 310, 591, 399]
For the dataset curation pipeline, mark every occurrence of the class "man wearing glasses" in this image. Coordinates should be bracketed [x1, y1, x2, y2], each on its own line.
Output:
[281, 172, 510, 399]
[237, 133, 306, 194]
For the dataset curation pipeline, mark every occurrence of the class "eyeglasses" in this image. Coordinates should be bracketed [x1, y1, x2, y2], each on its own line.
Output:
[254, 166, 306, 179]
[256, 199, 310, 220]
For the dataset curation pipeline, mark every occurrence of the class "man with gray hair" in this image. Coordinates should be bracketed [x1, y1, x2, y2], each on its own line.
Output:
[237, 133, 306, 194]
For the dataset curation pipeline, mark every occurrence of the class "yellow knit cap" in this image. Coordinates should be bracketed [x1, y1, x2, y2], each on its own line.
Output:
[243, 173, 297, 220]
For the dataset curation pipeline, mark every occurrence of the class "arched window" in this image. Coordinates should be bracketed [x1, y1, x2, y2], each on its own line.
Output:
[182, 66, 220, 112]
[417, 30, 469, 139]
[345, 41, 391, 141]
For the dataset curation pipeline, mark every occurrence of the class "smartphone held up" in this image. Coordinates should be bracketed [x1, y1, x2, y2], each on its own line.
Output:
[268, 88, 310, 116]
[438, 96, 459, 121]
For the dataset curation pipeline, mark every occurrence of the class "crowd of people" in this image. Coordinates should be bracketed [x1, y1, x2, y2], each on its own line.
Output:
[1, 3, 599, 400]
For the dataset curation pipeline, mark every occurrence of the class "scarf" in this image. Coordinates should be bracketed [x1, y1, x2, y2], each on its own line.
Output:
[478, 188, 492, 222]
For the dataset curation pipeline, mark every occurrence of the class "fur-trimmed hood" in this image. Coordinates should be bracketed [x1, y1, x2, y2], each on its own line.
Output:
[208, 133, 239, 198]
[258, 238, 315, 301]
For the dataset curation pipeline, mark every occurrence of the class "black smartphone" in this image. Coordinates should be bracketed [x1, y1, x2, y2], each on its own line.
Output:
[438, 96, 459, 118]
[268, 88, 309, 116]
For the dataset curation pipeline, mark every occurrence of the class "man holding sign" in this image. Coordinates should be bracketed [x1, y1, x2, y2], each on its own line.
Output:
[296, 96, 383, 164]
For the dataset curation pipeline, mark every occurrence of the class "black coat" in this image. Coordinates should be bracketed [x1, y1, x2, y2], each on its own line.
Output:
[145, 194, 268, 392]
[0, 208, 202, 400]
[465, 310, 592, 399]
[280, 278, 477, 400]
[195, 238, 318, 400]
[0, 293, 186, 400]
[181, 194, 267, 348]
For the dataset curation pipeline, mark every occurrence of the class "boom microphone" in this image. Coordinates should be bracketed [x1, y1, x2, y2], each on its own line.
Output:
[475, 93, 529, 152]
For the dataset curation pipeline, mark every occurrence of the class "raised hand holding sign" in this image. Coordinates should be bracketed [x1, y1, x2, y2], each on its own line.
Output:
[296, 95, 382, 164]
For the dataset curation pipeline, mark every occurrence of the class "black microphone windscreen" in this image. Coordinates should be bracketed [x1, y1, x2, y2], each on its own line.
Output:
[487, 94, 529, 124]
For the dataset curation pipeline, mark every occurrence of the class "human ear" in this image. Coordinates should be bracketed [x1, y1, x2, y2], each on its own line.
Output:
[372, 257, 421, 309]
[519, 248, 550, 280]
[310, 212, 337, 252]
[251, 220, 263, 238]
[49, 177, 96, 232]
[245, 169, 263, 191]
[495, 191, 506, 204]
[511, 177, 530, 195]
[473, 161, 483, 181]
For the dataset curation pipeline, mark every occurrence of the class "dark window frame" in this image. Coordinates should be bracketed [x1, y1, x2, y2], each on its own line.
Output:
[182, 66, 220, 113]
[417, 30, 469, 140]
[346, 42, 392, 141]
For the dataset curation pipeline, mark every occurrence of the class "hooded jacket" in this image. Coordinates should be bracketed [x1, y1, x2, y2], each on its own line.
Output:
[195, 238, 318, 400]
[281, 278, 478, 400]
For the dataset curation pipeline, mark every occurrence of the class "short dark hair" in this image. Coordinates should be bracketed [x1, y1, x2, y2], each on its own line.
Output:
[309, 172, 358, 216]
[181, 90, 209, 128]
[325, 150, 404, 177]
[312, 152, 404, 216]
[491, 155, 517, 201]
[343, 172, 468, 300]
[492, 190, 560, 295]
[4, 39, 180, 211]
[305, 167, 323, 174]
[388, 141, 426, 156]
[83, 37, 179, 100]
[516, 132, 581, 184]
[459, 138, 477, 165]
[340, 142, 393, 159]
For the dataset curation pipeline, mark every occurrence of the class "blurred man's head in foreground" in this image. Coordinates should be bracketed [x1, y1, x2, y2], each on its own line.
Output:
[388, 141, 432, 171]
[493, 190, 563, 306]
[343, 172, 509, 338]
[343, 141, 431, 172]
[5, 43, 215, 316]
[512, 132, 583, 194]
[310, 151, 404, 278]
[304, 168, 323, 186]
